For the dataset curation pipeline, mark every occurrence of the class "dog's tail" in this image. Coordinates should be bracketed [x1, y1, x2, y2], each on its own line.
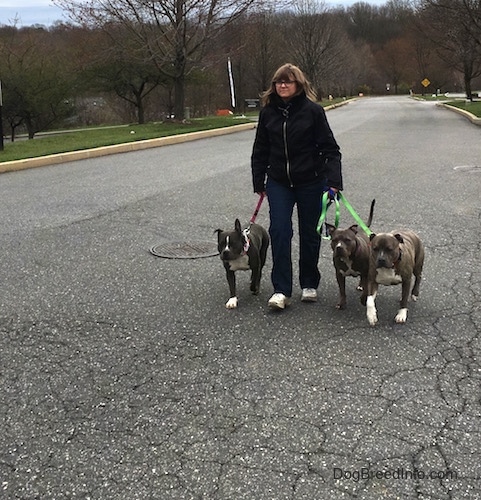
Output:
[367, 199, 376, 228]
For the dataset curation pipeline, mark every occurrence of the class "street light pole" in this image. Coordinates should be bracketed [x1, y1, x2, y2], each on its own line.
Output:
[0, 80, 4, 151]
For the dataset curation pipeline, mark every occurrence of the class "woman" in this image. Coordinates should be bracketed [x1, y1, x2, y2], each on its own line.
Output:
[251, 63, 343, 310]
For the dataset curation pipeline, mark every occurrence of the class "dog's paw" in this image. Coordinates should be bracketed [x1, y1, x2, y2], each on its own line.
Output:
[366, 296, 378, 325]
[336, 301, 346, 310]
[225, 297, 238, 309]
[395, 308, 408, 323]
[411, 294, 418, 302]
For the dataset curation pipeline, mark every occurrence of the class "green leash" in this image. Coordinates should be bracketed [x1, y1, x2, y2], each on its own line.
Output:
[316, 191, 339, 237]
[317, 191, 372, 238]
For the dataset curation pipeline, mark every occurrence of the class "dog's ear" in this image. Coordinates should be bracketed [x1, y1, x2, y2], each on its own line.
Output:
[394, 233, 404, 244]
[234, 218, 242, 233]
[369, 233, 376, 241]
[214, 228, 224, 242]
[349, 224, 359, 234]
[325, 223, 336, 235]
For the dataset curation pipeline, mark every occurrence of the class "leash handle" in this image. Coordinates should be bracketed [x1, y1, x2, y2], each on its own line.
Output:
[316, 191, 372, 238]
[337, 192, 372, 237]
[316, 190, 340, 237]
[250, 192, 265, 224]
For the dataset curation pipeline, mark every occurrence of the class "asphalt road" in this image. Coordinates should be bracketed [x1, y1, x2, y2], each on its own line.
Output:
[1, 96, 480, 499]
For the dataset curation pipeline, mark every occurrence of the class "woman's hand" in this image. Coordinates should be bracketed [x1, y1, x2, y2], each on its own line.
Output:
[327, 187, 339, 199]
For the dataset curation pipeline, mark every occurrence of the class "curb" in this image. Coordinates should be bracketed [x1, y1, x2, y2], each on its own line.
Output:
[0, 122, 256, 174]
[324, 98, 357, 111]
[436, 102, 481, 126]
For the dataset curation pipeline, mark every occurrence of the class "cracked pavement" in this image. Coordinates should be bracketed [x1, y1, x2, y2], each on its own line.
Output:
[0, 96, 480, 499]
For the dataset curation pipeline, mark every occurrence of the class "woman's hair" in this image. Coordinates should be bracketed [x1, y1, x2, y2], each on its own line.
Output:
[260, 63, 317, 106]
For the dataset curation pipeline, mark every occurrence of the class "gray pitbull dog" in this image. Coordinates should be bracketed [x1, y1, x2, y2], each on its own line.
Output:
[215, 218, 269, 309]
[366, 230, 425, 325]
[325, 199, 375, 309]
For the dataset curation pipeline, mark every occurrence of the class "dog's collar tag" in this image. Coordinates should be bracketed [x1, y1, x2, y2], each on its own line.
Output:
[242, 228, 250, 254]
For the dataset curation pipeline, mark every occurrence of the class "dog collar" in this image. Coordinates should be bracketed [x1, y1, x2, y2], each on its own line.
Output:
[393, 250, 402, 266]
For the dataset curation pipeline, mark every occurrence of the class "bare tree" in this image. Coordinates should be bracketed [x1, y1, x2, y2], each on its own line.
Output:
[344, 2, 382, 44]
[374, 35, 416, 94]
[417, 0, 481, 99]
[54, 0, 263, 119]
[455, 0, 481, 43]
[82, 26, 169, 124]
[0, 26, 76, 139]
[282, 0, 352, 98]
[241, 10, 285, 96]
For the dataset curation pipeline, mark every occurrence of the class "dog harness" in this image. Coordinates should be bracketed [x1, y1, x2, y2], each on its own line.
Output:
[242, 228, 250, 254]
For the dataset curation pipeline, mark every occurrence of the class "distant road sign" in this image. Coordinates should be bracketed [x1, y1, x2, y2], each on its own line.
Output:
[245, 99, 260, 108]
[421, 78, 431, 87]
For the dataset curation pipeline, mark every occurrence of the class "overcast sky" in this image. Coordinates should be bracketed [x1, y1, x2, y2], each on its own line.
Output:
[0, 0, 389, 27]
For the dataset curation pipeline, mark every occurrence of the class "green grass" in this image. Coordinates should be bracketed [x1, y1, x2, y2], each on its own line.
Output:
[414, 93, 450, 101]
[0, 100, 349, 164]
[444, 100, 481, 117]
[414, 94, 481, 117]
[0, 116, 253, 163]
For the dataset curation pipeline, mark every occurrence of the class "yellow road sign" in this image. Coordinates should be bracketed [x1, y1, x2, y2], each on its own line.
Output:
[421, 78, 431, 87]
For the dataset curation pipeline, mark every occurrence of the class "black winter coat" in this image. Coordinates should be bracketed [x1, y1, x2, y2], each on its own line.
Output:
[251, 92, 342, 193]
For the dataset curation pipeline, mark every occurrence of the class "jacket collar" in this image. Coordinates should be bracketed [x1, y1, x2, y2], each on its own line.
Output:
[271, 91, 306, 111]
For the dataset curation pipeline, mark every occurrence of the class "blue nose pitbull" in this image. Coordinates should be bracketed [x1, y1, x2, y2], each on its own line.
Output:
[366, 229, 425, 325]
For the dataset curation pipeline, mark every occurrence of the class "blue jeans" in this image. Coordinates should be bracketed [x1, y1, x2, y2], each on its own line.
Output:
[266, 177, 325, 297]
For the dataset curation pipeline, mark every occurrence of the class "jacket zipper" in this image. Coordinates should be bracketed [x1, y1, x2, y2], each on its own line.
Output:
[282, 109, 293, 187]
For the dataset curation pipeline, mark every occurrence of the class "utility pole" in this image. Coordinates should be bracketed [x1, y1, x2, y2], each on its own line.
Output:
[227, 57, 236, 112]
[0, 80, 4, 151]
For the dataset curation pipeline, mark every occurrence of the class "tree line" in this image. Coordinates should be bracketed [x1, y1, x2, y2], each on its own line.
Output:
[1, 0, 480, 140]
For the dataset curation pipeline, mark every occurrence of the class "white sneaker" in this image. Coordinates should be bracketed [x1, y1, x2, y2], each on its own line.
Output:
[268, 293, 290, 310]
[301, 288, 317, 302]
